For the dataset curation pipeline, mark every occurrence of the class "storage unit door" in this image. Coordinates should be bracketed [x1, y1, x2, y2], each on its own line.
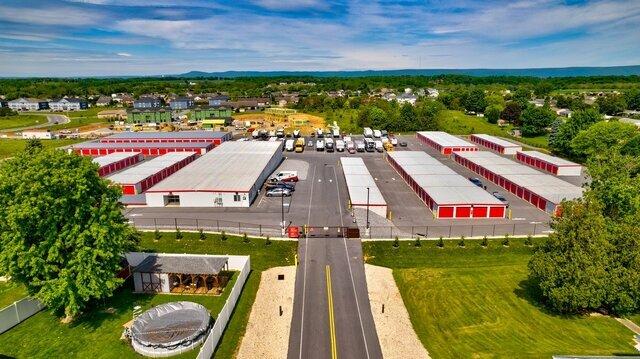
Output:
[455, 206, 471, 218]
[472, 206, 488, 218]
[489, 206, 505, 218]
[438, 206, 454, 218]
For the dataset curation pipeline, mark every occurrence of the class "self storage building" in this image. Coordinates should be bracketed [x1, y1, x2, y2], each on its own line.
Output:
[107, 152, 197, 195]
[417, 131, 477, 155]
[452, 151, 584, 213]
[470, 134, 522, 155]
[71, 141, 213, 156]
[145, 141, 283, 207]
[93, 152, 142, 177]
[387, 151, 506, 219]
[340, 157, 387, 217]
[516, 150, 582, 176]
[99, 131, 232, 145]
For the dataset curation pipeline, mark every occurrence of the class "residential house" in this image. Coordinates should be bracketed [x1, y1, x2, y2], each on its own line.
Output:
[8, 98, 49, 111]
[556, 109, 572, 118]
[191, 107, 233, 121]
[382, 92, 397, 101]
[397, 92, 418, 105]
[97, 109, 127, 121]
[133, 96, 161, 109]
[96, 96, 112, 106]
[208, 94, 230, 107]
[49, 98, 88, 111]
[426, 88, 439, 98]
[170, 97, 194, 110]
[529, 99, 545, 107]
[112, 93, 134, 106]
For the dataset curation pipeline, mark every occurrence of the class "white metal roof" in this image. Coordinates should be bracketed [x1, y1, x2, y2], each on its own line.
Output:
[93, 152, 140, 168]
[454, 151, 584, 204]
[417, 131, 477, 148]
[340, 157, 386, 206]
[146, 141, 282, 192]
[472, 134, 522, 149]
[107, 152, 195, 185]
[388, 151, 503, 206]
[518, 150, 581, 167]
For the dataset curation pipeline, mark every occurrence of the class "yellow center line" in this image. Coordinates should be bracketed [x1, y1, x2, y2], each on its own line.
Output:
[326, 265, 338, 359]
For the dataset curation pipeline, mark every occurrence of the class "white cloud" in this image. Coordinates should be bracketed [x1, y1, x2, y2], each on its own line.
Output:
[251, 0, 329, 11]
[116, 52, 132, 57]
[0, 5, 102, 26]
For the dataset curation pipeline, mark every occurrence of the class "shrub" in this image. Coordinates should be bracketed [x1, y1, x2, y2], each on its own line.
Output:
[458, 235, 465, 247]
[154, 229, 161, 241]
[243, 233, 249, 243]
[393, 236, 400, 248]
[220, 230, 227, 241]
[525, 234, 533, 246]
[414, 237, 421, 247]
[265, 235, 272, 246]
[199, 228, 206, 240]
[437, 236, 444, 248]
[502, 234, 510, 246]
[175, 228, 183, 240]
[481, 236, 488, 247]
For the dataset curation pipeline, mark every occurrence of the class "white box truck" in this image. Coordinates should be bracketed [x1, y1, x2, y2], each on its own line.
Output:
[373, 129, 382, 138]
[285, 139, 295, 151]
[363, 127, 373, 138]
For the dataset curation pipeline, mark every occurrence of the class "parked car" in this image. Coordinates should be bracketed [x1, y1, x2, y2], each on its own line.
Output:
[399, 141, 408, 147]
[363, 127, 373, 138]
[325, 138, 335, 152]
[266, 188, 292, 197]
[492, 191, 509, 205]
[293, 129, 301, 138]
[373, 129, 382, 138]
[271, 171, 299, 182]
[468, 177, 483, 187]
[390, 136, 398, 146]
[316, 140, 325, 151]
[346, 141, 356, 154]
[285, 139, 295, 151]
[355, 140, 365, 152]
[316, 128, 324, 138]
[336, 139, 345, 152]
[374, 140, 384, 152]
[266, 182, 295, 191]
[381, 130, 388, 138]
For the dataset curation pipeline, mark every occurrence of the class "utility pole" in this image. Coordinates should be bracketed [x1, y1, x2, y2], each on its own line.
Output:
[365, 186, 370, 236]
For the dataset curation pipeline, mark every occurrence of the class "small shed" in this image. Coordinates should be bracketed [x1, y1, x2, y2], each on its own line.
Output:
[133, 255, 230, 295]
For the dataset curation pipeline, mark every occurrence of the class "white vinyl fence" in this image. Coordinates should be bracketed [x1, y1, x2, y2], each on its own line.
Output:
[197, 255, 251, 359]
[0, 297, 44, 334]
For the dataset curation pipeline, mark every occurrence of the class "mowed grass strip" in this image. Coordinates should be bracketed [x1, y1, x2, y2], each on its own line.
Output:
[0, 138, 85, 159]
[0, 232, 298, 359]
[0, 114, 47, 130]
[0, 281, 28, 308]
[363, 238, 637, 358]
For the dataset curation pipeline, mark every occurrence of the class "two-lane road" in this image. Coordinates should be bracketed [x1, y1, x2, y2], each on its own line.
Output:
[288, 160, 382, 359]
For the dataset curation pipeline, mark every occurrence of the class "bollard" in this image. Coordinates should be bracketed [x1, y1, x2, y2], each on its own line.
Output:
[382, 304, 385, 314]
[279, 306, 283, 316]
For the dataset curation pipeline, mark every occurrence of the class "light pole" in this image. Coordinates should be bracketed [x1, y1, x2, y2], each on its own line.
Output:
[366, 186, 370, 236]
[281, 190, 285, 236]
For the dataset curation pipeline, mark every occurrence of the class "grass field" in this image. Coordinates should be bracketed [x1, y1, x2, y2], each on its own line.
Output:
[0, 232, 298, 359]
[44, 107, 109, 131]
[363, 238, 637, 358]
[437, 110, 549, 150]
[0, 138, 84, 159]
[0, 114, 48, 131]
[0, 281, 28, 309]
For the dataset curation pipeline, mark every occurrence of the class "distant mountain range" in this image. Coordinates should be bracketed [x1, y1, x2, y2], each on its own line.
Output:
[176, 65, 640, 78]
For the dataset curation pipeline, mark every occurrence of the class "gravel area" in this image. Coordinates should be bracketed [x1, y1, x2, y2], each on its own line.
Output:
[237, 266, 296, 359]
[365, 264, 431, 359]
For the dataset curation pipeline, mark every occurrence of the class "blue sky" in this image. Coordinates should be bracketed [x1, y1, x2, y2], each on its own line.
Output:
[0, 0, 639, 76]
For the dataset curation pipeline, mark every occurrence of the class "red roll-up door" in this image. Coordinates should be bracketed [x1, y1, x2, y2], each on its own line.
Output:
[472, 206, 488, 218]
[455, 207, 471, 218]
[438, 206, 454, 218]
[443, 148, 452, 155]
[489, 206, 505, 218]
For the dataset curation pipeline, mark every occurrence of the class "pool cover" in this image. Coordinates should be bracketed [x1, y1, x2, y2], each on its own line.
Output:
[130, 301, 211, 356]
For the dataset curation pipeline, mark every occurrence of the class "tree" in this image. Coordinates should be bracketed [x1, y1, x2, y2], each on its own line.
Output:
[625, 89, 640, 111]
[571, 121, 637, 159]
[500, 101, 522, 125]
[485, 105, 502, 124]
[549, 109, 602, 157]
[485, 93, 505, 108]
[463, 88, 487, 113]
[595, 94, 627, 115]
[513, 87, 532, 109]
[25, 138, 44, 153]
[0, 149, 138, 320]
[534, 81, 553, 98]
[415, 100, 442, 130]
[528, 198, 611, 314]
[520, 106, 555, 137]
[399, 103, 417, 131]
[620, 134, 640, 157]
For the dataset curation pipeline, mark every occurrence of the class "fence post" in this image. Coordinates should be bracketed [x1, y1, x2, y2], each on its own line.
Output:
[411, 226, 414, 239]
[196, 218, 199, 231]
[154, 218, 157, 231]
[471, 225, 474, 238]
[217, 220, 220, 232]
[238, 222, 241, 235]
[492, 224, 496, 236]
[426, 226, 429, 239]
[259, 224, 262, 236]
[512, 223, 516, 235]
[448, 226, 452, 238]
[533, 223, 537, 235]
[390, 227, 393, 239]
[174, 218, 178, 231]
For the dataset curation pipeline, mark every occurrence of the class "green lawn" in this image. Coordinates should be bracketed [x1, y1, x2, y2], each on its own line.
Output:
[320, 109, 360, 134]
[0, 232, 297, 359]
[0, 281, 28, 308]
[0, 115, 48, 131]
[0, 138, 84, 159]
[363, 238, 638, 358]
[437, 110, 549, 150]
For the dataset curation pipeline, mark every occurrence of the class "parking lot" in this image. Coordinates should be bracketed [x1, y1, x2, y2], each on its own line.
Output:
[123, 133, 588, 237]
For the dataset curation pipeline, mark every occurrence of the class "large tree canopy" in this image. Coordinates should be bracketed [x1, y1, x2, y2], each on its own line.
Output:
[548, 108, 602, 157]
[571, 121, 638, 160]
[520, 106, 556, 137]
[0, 148, 138, 319]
